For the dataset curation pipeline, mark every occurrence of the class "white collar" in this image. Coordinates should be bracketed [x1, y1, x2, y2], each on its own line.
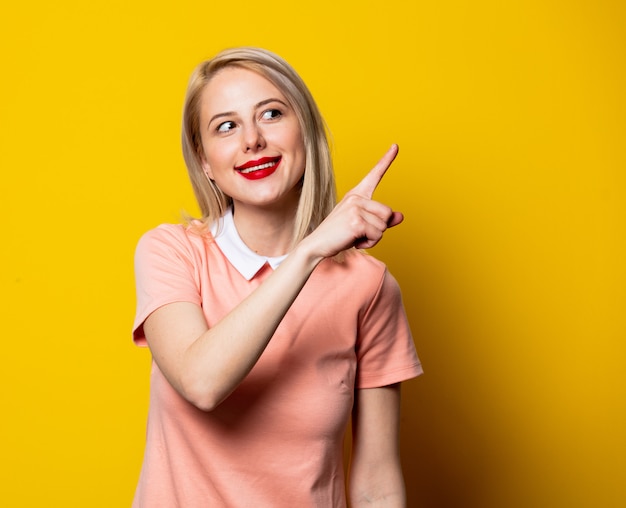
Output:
[210, 207, 288, 281]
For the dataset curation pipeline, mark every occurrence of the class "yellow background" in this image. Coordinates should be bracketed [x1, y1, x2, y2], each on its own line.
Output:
[1, 1, 624, 506]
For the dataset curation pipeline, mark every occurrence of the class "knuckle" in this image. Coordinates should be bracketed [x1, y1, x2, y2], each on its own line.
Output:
[345, 194, 361, 206]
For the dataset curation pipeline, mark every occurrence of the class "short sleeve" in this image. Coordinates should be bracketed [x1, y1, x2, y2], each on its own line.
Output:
[133, 225, 202, 346]
[355, 269, 422, 388]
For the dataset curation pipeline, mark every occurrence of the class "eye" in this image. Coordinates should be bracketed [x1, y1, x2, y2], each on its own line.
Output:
[217, 121, 236, 133]
[261, 109, 282, 121]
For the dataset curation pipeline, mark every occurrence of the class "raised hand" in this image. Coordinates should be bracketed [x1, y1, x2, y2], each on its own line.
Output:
[304, 144, 405, 258]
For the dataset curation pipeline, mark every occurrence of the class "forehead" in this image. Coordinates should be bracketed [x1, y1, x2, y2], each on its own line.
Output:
[200, 67, 287, 115]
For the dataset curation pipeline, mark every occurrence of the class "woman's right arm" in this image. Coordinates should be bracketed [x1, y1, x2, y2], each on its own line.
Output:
[143, 145, 403, 411]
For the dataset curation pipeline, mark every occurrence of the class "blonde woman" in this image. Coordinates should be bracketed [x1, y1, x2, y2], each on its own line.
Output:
[132, 47, 422, 507]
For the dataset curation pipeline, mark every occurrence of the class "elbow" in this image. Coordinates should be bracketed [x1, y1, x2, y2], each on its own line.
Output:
[178, 374, 225, 412]
[186, 392, 221, 412]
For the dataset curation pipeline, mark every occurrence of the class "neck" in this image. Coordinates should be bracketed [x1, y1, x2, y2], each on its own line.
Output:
[231, 202, 298, 257]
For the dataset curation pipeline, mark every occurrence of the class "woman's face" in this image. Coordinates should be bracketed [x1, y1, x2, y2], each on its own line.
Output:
[199, 67, 306, 213]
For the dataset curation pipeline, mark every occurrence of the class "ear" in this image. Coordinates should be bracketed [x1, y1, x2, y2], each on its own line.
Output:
[201, 157, 214, 180]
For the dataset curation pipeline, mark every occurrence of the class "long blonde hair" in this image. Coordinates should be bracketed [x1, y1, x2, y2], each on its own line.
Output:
[182, 47, 336, 246]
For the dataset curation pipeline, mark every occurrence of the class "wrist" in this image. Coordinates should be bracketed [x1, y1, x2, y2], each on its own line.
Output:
[291, 235, 326, 271]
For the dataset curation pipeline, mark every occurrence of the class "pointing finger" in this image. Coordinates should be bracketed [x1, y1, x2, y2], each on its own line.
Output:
[351, 144, 399, 199]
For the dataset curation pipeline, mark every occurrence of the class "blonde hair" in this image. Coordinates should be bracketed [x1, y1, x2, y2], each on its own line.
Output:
[182, 47, 336, 246]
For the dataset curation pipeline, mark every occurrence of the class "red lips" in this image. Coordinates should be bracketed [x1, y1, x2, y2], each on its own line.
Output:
[235, 156, 282, 180]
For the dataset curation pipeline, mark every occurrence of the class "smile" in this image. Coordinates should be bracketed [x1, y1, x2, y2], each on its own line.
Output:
[235, 156, 281, 180]
[239, 160, 277, 174]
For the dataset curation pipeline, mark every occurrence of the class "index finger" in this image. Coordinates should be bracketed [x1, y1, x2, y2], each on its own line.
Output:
[351, 144, 399, 199]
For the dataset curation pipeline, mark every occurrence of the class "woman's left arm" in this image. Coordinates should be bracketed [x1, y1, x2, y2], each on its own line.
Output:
[349, 383, 406, 508]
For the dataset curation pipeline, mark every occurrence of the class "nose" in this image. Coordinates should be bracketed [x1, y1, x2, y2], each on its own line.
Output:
[242, 123, 266, 152]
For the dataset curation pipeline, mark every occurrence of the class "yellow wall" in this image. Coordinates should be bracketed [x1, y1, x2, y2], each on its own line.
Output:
[1, 1, 624, 506]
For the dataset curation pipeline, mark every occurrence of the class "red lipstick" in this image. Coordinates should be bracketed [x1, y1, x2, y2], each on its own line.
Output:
[235, 156, 281, 180]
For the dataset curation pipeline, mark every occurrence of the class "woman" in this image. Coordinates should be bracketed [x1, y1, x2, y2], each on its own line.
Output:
[132, 47, 422, 507]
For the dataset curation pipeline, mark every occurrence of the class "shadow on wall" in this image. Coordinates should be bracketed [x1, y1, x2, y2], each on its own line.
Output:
[375, 224, 513, 508]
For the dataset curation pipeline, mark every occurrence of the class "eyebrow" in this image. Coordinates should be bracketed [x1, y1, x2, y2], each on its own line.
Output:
[207, 98, 290, 127]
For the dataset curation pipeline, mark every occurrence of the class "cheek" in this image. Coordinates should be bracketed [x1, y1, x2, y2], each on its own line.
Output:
[284, 128, 305, 158]
[295, 137, 306, 167]
[202, 139, 234, 171]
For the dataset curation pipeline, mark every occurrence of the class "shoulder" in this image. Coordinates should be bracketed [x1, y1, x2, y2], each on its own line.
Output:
[136, 222, 212, 258]
[137, 222, 205, 245]
[316, 249, 400, 304]
[323, 249, 387, 275]
[337, 249, 388, 282]
[344, 249, 387, 271]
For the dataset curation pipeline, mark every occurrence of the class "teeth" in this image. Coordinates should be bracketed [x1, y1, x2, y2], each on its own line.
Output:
[239, 161, 276, 174]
